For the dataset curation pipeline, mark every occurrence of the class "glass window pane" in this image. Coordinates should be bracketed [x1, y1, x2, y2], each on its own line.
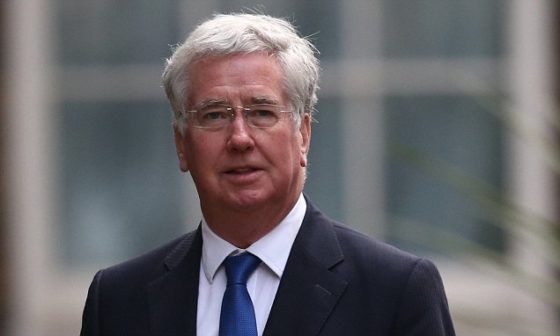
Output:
[382, 0, 505, 57]
[384, 95, 506, 254]
[217, 0, 341, 60]
[305, 98, 344, 222]
[57, 0, 183, 65]
[57, 101, 186, 268]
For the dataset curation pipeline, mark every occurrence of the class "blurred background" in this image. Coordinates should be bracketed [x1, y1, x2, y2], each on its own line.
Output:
[1, 0, 558, 335]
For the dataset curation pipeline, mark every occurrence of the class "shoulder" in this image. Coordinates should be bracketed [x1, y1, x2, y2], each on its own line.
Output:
[332, 222, 421, 269]
[331, 221, 454, 334]
[96, 229, 200, 287]
[331, 221, 434, 281]
[304, 201, 441, 286]
[297, 199, 455, 334]
[332, 221, 444, 293]
[303, 199, 423, 272]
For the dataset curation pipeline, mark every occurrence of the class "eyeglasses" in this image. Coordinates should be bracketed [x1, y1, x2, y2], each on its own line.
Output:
[182, 104, 293, 130]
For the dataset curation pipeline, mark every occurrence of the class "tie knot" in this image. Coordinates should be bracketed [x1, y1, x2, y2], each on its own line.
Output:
[224, 252, 261, 285]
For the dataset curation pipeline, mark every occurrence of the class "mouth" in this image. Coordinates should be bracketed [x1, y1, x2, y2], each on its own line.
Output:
[225, 167, 261, 175]
[222, 166, 264, 184]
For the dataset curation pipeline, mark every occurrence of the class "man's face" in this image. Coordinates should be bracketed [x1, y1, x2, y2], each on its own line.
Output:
[174, 53, 311, 215]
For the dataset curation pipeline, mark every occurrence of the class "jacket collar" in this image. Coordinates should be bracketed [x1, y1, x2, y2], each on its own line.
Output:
[148, 227, 202, 335]
[263, 198, 348, 336]
[147, 197, 348, 336]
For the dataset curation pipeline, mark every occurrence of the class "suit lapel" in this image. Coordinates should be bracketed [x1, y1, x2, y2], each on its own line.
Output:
[264, 202, 348, 336]
[147, 228, 202, 336]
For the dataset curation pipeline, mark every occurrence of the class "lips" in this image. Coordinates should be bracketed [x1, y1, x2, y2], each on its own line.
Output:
[223, 166, 263, 183]
[226, 167, 258, 174]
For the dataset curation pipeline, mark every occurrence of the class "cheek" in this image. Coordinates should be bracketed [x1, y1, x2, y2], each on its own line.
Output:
[185, 138, 219, 171]
[286, 138, 306, 170]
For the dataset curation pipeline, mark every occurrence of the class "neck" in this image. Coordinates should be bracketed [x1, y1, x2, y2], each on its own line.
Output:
[201, 194, 301, 248]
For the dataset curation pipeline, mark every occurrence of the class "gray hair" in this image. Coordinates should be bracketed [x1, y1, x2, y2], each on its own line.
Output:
[162, 13, 320, 132]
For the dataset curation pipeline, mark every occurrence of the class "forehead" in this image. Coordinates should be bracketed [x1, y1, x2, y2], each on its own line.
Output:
[187, 53, 287, 106]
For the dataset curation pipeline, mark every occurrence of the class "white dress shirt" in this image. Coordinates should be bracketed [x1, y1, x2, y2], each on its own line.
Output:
[196, 194, 306, 336]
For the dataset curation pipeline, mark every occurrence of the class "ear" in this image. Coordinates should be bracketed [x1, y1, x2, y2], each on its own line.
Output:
[299, 113, 312, 167]
[174, 126, 189, 172]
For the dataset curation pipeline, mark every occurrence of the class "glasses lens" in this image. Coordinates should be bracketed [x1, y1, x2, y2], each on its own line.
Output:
[196, 105, 230, 128]
[188, 104, 289, 129]
[246, 105, 281, 128]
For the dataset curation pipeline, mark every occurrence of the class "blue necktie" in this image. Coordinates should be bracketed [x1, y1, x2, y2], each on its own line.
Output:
[219, 252, 261, 336]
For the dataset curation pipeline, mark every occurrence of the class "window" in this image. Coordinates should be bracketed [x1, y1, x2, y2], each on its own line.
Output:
[4, 1, 557, 335]
[55, 0, 190, 269]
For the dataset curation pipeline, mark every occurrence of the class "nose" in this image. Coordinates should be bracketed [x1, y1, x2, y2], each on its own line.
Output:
[226, 109, 254, 152]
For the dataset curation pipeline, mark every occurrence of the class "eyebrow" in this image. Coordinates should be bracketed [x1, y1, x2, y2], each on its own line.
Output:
[196, 98, 229, 109]
[195, 96, 280, 108]
[250, 96, 280, 105]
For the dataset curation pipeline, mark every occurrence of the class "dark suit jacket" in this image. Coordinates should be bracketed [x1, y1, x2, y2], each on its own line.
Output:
[81, 199, 455, 335]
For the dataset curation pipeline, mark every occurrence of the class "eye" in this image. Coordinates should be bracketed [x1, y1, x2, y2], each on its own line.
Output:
[249, 105, 277, 119]
[246, 105, 281, 128]
[199, 106, 229, 121]
[202, 111, 227, 120]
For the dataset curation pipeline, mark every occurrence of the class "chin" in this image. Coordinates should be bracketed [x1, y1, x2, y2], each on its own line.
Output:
[224, 190, 273, 211]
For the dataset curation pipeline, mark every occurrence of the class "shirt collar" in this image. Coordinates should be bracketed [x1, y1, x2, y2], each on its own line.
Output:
[201, 193, 306, 283]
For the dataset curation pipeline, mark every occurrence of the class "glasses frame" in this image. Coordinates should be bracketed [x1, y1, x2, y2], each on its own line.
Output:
[181, 104, 294, 130]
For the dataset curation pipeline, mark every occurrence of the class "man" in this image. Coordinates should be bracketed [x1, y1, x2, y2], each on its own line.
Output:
[81, 13, 455, 336]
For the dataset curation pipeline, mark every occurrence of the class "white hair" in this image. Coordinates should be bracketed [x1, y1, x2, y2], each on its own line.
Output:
[162, 13, 320, 132]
